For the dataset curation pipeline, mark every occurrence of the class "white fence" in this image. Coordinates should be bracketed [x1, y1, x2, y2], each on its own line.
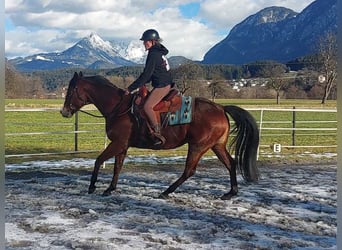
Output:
[252, 107, 337, 148]
[5, 107, 337, 159]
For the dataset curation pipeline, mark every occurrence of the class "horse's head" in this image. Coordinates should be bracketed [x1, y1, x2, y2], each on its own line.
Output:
[60, 72, 89, 118]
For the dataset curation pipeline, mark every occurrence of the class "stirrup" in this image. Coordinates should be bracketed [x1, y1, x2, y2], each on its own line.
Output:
[152, 132, 166, 145]
[151, 124, 166, 145]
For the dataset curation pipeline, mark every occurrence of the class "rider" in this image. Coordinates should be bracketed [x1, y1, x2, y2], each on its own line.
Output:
[125, 29, 173, 145]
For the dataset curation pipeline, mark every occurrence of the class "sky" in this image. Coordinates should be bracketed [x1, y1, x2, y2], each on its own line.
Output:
[5, 0, 315, 61]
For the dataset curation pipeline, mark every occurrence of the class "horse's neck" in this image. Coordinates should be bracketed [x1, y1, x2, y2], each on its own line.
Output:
[89, 86, 121, 116]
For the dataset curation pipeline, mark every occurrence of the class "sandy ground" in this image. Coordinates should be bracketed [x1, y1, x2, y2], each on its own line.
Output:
[5, 158, 336, 249]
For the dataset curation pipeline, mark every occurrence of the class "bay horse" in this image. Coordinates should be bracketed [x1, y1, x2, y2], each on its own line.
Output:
[61, 72, 260, 200]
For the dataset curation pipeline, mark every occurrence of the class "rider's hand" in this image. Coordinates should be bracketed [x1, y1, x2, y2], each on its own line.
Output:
[124, 89, 130, 95]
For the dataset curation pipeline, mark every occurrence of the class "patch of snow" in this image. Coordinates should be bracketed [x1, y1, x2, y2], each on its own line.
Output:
[36, 55, 54, 62]
[5, 156, 217, 171]
[124, 41, 146, 64]
[89, 33, 111, 49]
[5, 158, 336, 249]
[61, 61, 73, 65]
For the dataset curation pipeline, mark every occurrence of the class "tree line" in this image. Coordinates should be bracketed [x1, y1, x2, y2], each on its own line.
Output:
[5, 32, 336, 104]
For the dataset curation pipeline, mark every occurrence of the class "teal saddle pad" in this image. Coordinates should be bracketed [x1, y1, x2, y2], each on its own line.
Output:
[168, 96, 192, 125]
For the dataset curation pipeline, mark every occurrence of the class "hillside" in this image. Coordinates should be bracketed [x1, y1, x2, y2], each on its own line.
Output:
[202, 0, 337, 64]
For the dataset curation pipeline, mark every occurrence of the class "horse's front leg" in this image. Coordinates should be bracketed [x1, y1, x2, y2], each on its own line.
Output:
[103, 152, 127, 196]
[88, 142, 124, 194]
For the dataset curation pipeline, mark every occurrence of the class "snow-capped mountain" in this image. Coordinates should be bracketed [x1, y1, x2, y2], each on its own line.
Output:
[110, 40, 146, 64]
[125, 41, 147, 64]
[9, 33, 142, 72]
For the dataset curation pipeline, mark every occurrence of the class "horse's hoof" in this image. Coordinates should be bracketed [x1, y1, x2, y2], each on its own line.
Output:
[88, 186, 96, 194]
[102, 190, 112, 196]
[220, 194, 233, 200]
[158, 193, 169, 199]
[220, 192, 236, 200]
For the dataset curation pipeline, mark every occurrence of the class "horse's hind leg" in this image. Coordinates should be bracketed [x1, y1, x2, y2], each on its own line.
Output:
[212, 144, 238, 200]
[159, 145, 207, 199]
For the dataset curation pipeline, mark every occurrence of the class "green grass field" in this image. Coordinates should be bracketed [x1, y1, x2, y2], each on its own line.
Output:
[5, 98, 337, 163]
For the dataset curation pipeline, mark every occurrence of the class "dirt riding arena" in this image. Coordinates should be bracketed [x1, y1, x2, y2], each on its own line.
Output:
[5, 157, 336, 249]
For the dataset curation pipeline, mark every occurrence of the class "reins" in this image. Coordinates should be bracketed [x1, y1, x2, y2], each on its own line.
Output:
[108, 94, 133, 118]
[78, 93, 133, 119]
[71, 86, 105, 118]
[78, 109, 104, 118]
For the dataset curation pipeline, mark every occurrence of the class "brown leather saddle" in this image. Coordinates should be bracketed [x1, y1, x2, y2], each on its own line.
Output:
[134, 85, 182, 125]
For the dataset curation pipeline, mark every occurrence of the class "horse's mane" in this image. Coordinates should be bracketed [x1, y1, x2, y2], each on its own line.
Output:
[85, 75, 120, 90]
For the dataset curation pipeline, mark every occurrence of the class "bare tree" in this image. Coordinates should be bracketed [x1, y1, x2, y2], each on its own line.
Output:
[316, 32, 337, 104]
[208, 81, 219, 101]
[258, 63, 290, 104]
[172, 63, 205, 95]
[207, 74, 225, 100]
[28, 76, 45, 98]
[173, 74, 190, 95]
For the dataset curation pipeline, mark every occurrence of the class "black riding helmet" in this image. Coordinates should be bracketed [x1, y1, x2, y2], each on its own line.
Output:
[140, 29, 160, 41]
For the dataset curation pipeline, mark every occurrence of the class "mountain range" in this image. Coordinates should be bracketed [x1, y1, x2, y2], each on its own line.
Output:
[9, 33, 143, 71]
[8, 0, 336, 72]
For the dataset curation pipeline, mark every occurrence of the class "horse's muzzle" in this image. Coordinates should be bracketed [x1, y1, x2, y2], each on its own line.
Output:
[60, 108, 73, 118]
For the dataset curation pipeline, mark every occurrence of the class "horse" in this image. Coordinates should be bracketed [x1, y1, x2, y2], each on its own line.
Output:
[61, 72, 260, 200]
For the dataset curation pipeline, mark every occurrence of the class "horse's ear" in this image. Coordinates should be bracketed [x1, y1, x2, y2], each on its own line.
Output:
[73, 72, 78, 79]
[79, 71, 83, 77]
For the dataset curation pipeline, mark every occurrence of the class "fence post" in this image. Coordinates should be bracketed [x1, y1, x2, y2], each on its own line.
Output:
[292, 106, 296, 146]
[103, 134, 108, 169]
[257, 109, 264, 160]
[74, 112, 78, 151]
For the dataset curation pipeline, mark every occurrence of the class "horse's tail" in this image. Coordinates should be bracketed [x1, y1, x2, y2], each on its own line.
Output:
[224, 105, 260, 182]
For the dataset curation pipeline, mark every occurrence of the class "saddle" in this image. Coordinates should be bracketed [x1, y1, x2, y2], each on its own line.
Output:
[134, 85, 182, 125]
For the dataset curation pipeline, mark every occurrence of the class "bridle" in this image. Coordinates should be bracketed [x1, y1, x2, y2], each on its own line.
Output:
[68, 83, 133, 119]
[72, 86, 89, 106]
[67, 85, 97, 116]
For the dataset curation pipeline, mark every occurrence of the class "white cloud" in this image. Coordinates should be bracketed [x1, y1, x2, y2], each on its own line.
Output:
[200, 0, 260, 30]
[5, 0, 315, 61]
[5, 28, 77, 58]
[199, 0, 314, 31]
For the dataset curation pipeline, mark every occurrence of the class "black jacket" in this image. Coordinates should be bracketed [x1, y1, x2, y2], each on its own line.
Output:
[127, 44, 173, 92]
